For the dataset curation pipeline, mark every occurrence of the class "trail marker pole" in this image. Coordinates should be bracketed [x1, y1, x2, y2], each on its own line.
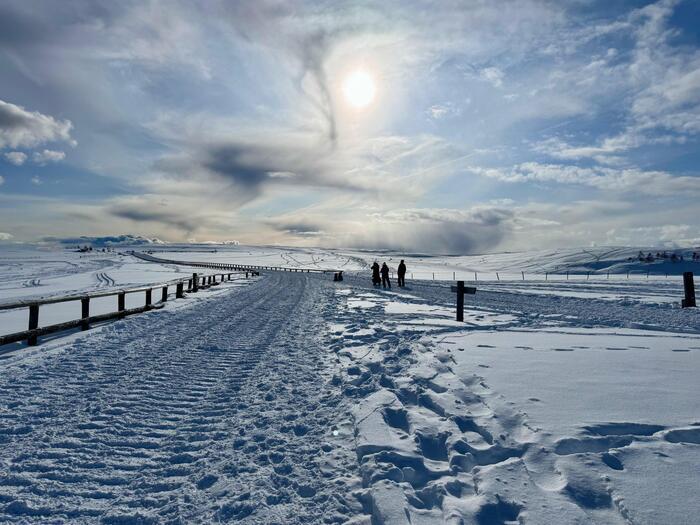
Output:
[81, 297, 90, 330]
[451, 280, 477, 322]
[682, 272, 696, 308]
[28, 304, 39, 346]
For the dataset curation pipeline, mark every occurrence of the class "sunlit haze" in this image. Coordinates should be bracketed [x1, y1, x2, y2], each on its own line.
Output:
[1, 0, 700, 253]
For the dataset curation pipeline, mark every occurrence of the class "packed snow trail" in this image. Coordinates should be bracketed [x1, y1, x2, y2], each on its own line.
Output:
[1, 270, 697, 524]
[0, 273, 361, 524]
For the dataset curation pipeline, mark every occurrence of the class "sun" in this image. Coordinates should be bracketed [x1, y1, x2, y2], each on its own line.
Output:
[342, 70, 376, 109]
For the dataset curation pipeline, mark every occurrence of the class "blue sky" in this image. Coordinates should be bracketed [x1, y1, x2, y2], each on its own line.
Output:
[1, 0, 699, 252]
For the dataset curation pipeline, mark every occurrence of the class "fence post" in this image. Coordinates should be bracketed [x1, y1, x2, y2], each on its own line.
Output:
[521, 271, 525, 281]
[193, 273, 199, 292]
[432, 272, 435, 280]
[566, 271, 569, 280]
[456, 281, 464, 322]
[118, 292, 125, 317]
[453, 271, 455, 280]
[682, 272, 696, 308]
[81, 297, 90, 331]
[496, 272, 499, 281]
[586, 272, 590, 280]
[145, 289, 152, 308]
[474, 272, 477, 282]
[176, 282, 184, 298]
[28, 304, 39, 346]
[545, 272, 548, 281]
[161, 286, 168, 302]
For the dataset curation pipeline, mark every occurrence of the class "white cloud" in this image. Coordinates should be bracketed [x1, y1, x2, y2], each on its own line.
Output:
[0, 175, 4, 186]
[4, 151, 27, 165]
[427, 103, 462, 120]
[0, 232, 12, 240]
[0, 100, 75, 150]
[472, 162, 700, 196]
[31, 176, 42, 185]
[32, 149, 65, 165]
[479, 67, 504, 87]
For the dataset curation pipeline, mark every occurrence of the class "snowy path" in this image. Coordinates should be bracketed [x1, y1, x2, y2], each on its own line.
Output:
[0, 270, 698, 524]
[0, 273, 360, 523]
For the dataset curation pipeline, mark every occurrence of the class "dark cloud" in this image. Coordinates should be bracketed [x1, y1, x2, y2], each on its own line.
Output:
[267, 220, 325, 237]
[108, 204, 199, 233]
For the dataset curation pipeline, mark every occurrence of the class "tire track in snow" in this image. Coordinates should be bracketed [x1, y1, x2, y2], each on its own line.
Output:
[0, 273, 359, 524]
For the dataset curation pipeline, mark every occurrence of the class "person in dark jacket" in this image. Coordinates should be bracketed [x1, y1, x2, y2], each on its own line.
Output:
[371, 261, 381, 286]
[381, 262, 391, 289]
[397, 259, 406, 287]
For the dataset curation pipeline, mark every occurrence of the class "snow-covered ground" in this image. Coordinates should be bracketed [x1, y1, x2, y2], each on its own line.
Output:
[0, 244, 698, 523]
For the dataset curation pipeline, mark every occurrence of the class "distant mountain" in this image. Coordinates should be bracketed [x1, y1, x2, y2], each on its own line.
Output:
[44, 235, 167, 247]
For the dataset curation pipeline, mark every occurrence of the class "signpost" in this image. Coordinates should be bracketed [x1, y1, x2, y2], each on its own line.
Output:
[451, 280, 477, 321]
[682, 272, 696, 308]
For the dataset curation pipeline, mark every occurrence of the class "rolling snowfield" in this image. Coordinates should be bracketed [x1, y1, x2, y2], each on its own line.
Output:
[0, 244, 698, 524]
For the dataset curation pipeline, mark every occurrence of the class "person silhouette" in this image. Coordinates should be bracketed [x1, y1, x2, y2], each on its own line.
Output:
[397, 259, 406, 287]
[371, 261, 380, 286]
[381, 262, 391, 289]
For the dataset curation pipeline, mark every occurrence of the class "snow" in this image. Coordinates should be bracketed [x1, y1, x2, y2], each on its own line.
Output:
[0, 243, 698, 523]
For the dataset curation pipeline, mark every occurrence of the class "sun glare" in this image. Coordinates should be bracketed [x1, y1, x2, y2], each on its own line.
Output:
[342, 70, 376, 109]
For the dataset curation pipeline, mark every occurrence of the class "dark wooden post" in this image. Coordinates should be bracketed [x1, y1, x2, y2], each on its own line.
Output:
[455, 281, 464, 322]
[28, 304, 39, 346]
[118, 292, 126, 317]
[451, 281, 477, 322]
[193, 273, 199, 292]
[188, 278, 192, 291]
[161, 286, 168, 302]
[81, 297, 90, 330]
[145, 288, 152, 308]
[176, 282, 184, 298]
[682, 272, 696, 308]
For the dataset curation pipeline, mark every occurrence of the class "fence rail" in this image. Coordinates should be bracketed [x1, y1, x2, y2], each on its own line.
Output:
[132, 251, 338, 274]
[0, 270, 248, 348]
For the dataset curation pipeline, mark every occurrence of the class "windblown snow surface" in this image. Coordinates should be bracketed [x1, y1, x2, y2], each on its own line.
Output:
[0, 245, 698, 524]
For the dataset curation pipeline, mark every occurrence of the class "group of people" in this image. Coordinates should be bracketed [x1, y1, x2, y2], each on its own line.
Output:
[371, 259, 407, 289]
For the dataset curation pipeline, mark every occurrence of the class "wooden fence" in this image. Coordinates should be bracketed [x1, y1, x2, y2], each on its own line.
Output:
[132, 251, 338, 274]
[0, 271, 248, 348]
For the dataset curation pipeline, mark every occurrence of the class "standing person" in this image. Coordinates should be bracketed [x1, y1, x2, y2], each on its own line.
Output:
[381, 262, 391, 289]
[397, 259, 407, 287]
[371, 261, 381, 286]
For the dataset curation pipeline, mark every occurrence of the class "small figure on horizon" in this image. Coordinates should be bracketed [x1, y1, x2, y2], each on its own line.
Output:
[381, 262, 391, 289]
[371, 261, 381, 286]
[397, 259, 407, 287]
